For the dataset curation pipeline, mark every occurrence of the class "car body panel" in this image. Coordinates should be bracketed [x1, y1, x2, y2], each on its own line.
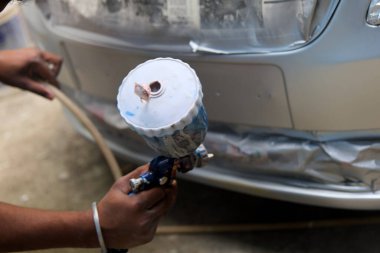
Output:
[20, 0, 380, 209]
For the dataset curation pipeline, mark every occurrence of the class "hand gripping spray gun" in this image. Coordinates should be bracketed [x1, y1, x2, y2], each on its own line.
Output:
[114, 58, 211, 252]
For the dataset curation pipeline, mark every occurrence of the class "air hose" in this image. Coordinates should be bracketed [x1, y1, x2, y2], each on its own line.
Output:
[49, 85, 380, 237]
[49, 85, 123, 180]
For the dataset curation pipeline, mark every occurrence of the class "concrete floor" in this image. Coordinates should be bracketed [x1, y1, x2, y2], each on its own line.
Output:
[2, 87, 380, 253]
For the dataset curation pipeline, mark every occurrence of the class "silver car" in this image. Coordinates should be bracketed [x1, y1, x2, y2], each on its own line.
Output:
[19, 0, 380, 209]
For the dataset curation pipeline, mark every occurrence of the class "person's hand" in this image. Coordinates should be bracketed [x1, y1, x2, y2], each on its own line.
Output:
[97, 164, 177, 249]
[0, 47, 62, 100]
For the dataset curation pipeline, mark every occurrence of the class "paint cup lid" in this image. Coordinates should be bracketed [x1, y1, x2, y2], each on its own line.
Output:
[117, 58, 203, 137]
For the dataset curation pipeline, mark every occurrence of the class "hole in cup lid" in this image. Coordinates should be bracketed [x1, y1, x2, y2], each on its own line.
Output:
[149, 81, 164, 97]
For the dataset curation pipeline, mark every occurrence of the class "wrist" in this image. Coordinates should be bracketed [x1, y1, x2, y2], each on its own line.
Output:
[76, 209, 100, 248]
[58, 209, 100, 248]
[46, 209, 100, 248]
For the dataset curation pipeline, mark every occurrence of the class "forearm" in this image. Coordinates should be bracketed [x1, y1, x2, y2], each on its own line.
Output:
[0, 202, 98, 252]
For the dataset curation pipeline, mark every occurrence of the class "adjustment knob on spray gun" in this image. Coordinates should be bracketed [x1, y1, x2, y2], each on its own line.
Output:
[115, 58, 212, 252]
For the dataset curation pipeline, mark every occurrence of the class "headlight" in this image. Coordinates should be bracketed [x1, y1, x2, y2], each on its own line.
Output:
[367, 0, 380, 26]
[36, 0, 340, 54]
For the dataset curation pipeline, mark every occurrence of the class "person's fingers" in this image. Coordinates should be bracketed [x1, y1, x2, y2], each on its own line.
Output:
[147, 181, 177, 219]
[165, 179, 178, 207]
[30, 60, 59, 87]
[22, 78, 54, 100]
[113, 164, 177, 211]
[133, 187, 166, 211]
[126, 164, 150, 179]
[40, 50, 63, 76]
[147, 218, 160, 236]
[115, 164, 150, 193]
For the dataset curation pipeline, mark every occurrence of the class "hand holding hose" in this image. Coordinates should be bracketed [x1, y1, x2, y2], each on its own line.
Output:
[0, 47, 62, 100]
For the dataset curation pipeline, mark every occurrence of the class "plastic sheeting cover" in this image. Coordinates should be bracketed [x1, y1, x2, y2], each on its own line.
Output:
[72, 89, 380, 192]
[205, 127, 380, 192]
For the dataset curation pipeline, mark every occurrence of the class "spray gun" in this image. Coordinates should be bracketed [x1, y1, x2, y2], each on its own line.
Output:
[129, 144, 212, 193]
[109, 146, 211, 253]
[113, 58, 211, 252]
